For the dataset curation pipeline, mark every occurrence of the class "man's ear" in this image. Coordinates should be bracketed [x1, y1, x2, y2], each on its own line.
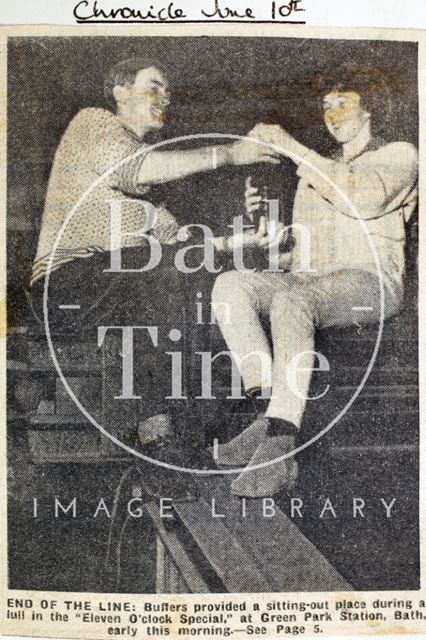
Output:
[113, 85, 129, 104]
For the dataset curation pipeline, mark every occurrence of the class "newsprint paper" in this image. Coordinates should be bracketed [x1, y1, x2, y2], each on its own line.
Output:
[1, 23, 425, 640]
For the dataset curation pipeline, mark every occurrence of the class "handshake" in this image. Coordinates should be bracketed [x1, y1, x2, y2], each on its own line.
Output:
[229, 123, 295, 167]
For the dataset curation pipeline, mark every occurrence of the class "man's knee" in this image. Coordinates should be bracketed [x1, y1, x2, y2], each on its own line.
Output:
[212, 271, 263, 327]
[212, 270, 253, 305]
[270, 284, 315, 325]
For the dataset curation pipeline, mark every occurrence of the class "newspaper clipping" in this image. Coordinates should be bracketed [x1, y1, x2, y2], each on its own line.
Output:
[0, 22, 425, 639]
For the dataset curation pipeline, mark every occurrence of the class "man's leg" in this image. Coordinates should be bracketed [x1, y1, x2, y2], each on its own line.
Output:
[212, 270, 282, 395]
[211, 270, 291, 464]
[231, 269, 401, 497]
[230, 274, 313, 493]
[40, 248, 186, 444]
[266, 269, 401, 425]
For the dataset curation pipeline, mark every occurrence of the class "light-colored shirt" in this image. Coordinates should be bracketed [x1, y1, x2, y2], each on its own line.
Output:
[31, 107, 178, 285]
[290, 138, 418, 299]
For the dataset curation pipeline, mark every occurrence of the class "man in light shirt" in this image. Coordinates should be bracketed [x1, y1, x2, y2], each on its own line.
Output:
[30, 57, 281, 443]
[212, 64, 418, 497]
[31, 58, 280, 286]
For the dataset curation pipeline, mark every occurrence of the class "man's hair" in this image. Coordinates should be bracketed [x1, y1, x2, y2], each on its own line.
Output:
[104, 57, 167, 105]
[316, 62, 391, 121]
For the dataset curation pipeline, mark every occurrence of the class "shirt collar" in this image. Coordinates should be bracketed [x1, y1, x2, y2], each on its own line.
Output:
[341, 121, 371, 162]
[115, 113, 146, 143]
[332, 132, 387, 163]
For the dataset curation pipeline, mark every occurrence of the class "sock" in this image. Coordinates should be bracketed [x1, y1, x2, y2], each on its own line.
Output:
[246, 386, 271, 399]
[245, 387, 270, 415]
[267, 417, 298, 437]
[246, 386, 262, 399]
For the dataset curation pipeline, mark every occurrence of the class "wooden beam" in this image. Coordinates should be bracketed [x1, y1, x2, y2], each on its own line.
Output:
[145, 502, 210, 594]
[173, 497, 273, 593]
[191, 476, 352, 593]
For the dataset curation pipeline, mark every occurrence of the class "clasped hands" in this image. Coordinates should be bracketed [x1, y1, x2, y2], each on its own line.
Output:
[248, 123, 298, 157]
[229, 123, 299, 166]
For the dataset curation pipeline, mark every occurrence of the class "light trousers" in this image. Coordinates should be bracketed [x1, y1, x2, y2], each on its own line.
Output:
[211, 269, 401, 428]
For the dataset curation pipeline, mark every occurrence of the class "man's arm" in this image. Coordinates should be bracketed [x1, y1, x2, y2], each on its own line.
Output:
[295, 143, 418, 220]
[135, 140, 281, 186]
[85, 109, 280, 193]
[250, 124, 418, 220]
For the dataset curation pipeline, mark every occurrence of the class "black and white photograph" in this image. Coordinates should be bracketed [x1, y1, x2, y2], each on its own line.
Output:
[4, 28, 421, 631]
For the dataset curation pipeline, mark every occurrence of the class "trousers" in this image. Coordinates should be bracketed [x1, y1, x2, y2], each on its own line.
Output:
[31, 247, 187, 420]
[211, 269, 402, 428]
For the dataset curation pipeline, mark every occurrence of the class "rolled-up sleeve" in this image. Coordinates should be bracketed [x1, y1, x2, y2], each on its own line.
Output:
[115, 152, 150, 195]
[88, 115, 151, 196]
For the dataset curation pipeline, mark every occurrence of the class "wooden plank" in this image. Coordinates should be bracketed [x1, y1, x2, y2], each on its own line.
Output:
[28, 341, 101, 373]
[331, 444, 417, 457]
[8, 409, 27, 423]
[29, 414, 90, 427]
[331, 364, 417, 377]
[145, 503, 210, 594]
[173, 498, 272, 593]
[7, 359, 29, 372]
[308, 405, 418, 427]
[30, 455, 131, 464]
[8, 215, 34, 232]
[334, 385, 418, 398]
[193, 476, 352, 593]
[155, 536, 168, 593]
[27, 429, 131, 464]
[327, 411, 418, 447]
[27, 429, 99, 463]
[169, 563, 184, 594]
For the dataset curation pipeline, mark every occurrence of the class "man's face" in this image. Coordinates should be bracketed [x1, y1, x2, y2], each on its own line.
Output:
[323, 91, 370, 143]
[120, 66, 170, 130]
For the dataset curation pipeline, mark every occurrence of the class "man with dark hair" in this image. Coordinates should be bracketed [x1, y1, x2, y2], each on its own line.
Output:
[103, 57, 169, 108]
[32, 58, 279, 286]
[316, 63, 391, 130]
[30, 58, 280, 440]
[212, 65, 418, 497]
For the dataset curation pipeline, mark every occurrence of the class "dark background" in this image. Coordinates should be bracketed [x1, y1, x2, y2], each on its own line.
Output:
[7, 36, 420, 593]
[7, 35, 418, 316]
